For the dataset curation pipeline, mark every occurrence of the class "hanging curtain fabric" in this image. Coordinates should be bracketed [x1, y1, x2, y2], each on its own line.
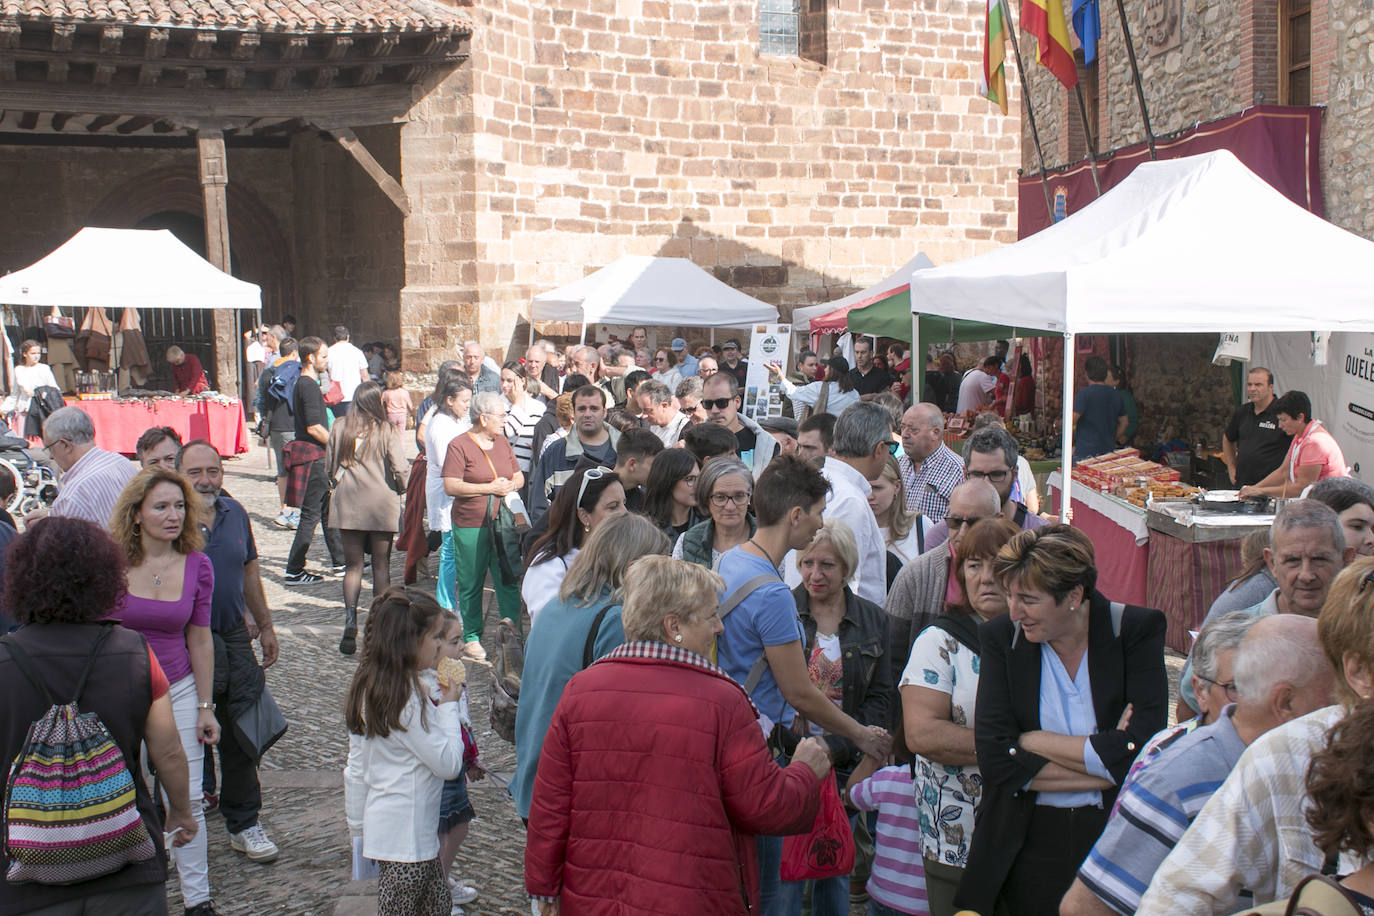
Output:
[74, 307, 113, 371]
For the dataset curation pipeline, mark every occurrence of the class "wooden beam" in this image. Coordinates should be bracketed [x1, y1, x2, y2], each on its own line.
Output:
[0, 82, 416, 126]
[93, 61, 117, 85]
[137, 63, 162, 87]
[86, 113, 120, 131]
[184, 66, 206, 89]
[280, 36, 308, 61]
[355, 62, 383, 86]
[50, 111, 73, 130]
[50, 22, 74, 52]
[224, 66, 246, 89]
[231, 32, 259, 60]
[313, 65, 337, 89]
[189, 31, 216, 60]
[0, 18, 20, 50]
[370, 33, 399, 57]
[99, 26, 124, 54]
[270, 68, 295, 91]
[326, 36, 353, 60]
[196, 129, 239, 398]
[115, 115, 157, 134]
[324, 125, 411, 216]
[45, 59, 67, 83]
[144, 28, 168, 59]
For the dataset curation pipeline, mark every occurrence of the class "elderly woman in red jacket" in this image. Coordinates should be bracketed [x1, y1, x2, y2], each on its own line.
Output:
[525, 555, 834, 915]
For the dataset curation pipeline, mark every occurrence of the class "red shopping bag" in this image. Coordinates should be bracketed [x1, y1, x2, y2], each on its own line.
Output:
[780, 776, 855, 881]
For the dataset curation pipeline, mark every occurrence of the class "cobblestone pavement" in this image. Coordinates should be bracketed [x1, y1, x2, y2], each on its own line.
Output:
[166, 442, 1185, 916]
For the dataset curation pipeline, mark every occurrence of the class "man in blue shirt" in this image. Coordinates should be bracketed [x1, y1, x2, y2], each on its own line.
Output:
[715, 453, 891, 914]
[178, 440, 282, 865]
[671, 337, 699, 378]
[1072, 356, 1127, 462]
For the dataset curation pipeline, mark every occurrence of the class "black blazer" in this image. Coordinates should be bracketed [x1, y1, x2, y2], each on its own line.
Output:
[953, 590, 1167, 914]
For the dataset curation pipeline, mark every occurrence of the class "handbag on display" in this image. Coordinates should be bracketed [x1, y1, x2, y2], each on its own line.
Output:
[43, 308, 74, 339]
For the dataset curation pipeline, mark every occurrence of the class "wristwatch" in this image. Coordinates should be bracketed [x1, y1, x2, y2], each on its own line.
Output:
[196, 702, 214, 711]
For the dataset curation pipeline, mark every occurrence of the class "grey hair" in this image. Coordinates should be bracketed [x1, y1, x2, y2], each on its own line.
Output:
[525, 343, 547, 357]
[833, 402, 893, 458]
[1233, 613, 1328, 705]
[637, 380, 672, 405]
[42, 406, 96, 445]
[1272, 498, 1346, 555]
[572, 345, 599, 364]
[1192, 611, 1260, 682]
[675, 376, 704, 400]
[949, 478, 1001, 516]
[469, 390, 506, 425]
[463, 340, 484, 354]
[695, 456, 752, 515]
[963, 426, 1019, 470]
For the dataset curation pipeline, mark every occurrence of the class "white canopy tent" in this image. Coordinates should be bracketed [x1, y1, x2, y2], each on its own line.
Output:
[529, 255, 778, 344]
[791, 252, 935, 333]
[0, 227, 261, 310]
[906, 150, 1374, 517]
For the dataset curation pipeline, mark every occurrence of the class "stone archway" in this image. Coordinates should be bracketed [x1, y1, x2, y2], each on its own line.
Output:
[87, 166, 294, 318]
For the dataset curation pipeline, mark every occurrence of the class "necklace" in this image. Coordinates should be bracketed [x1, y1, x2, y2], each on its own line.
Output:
[149, 554, 179, 588]
[747, 537, 778, 570]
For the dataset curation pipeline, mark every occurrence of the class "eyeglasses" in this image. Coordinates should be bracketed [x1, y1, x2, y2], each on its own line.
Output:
[945, 515, 988, 530]
[656, 356, 668, 363]
[1196, 674, 1239, 702]
[702, 397, 734, 410]
[680, 405, 699, 415]
[967, 469, 1011, 483]
[709, 491, 751, 508]
[575, 467, 607, 508]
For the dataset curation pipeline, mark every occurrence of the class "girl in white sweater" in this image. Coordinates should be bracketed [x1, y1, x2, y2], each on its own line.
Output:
[345, 588, 465, 916]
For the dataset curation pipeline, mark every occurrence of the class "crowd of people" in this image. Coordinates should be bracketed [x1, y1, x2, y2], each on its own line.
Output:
[2, 323, 1371, 916]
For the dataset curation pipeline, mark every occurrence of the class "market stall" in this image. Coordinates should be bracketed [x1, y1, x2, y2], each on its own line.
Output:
[904, 150, 1374, 646]
[0, 228, 256, 456]
[529, 255, 778, 343]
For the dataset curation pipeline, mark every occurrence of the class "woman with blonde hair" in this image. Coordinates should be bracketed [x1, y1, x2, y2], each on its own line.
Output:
[868, 453, 934, 586]
[525, 555, 833, 913]
[108, 467, 221, 914]
[328, 379, 409, 656]
[511, 513, 670, 820]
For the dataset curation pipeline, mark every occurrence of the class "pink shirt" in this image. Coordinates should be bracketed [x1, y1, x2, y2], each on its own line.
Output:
[116, 552, 214, 684]
[1288, 421, 1348, 482]
[849, 766, 930, 914]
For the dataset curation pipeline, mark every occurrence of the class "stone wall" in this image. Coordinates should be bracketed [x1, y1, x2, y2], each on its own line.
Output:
[433, 0, 1022, 364]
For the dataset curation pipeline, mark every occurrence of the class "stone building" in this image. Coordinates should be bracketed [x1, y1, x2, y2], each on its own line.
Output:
[0, 0, 1021, 389]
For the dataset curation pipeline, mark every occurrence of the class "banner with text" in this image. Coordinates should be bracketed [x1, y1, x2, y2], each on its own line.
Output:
[743, 324, 791, 420]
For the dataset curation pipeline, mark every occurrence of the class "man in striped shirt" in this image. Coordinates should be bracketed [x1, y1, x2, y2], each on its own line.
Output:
[1063, 614, 1333, 915]
[27, 406, 137, 528]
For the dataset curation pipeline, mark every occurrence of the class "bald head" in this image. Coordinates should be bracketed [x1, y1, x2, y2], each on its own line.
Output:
[1234, 614, 1333, 726]
[901, 402, 945, 462]
[945, 478, 1002, 554]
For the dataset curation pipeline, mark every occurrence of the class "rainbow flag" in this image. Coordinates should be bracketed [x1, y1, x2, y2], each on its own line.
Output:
[981, 0, 1010, 114]
[1023, 0, 1078, 88]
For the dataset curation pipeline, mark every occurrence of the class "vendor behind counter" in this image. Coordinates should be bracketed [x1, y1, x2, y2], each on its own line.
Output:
[166, 346, 209, 396]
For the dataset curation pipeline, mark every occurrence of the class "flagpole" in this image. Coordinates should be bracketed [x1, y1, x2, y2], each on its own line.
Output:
[1111, 0, 1158, 160]
[1073, 82, 1102, 195]
[1004, 3, 1056, 222]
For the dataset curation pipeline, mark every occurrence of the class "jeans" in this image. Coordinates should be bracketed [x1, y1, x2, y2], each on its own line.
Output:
[776, 811, 859, 916]
[161, 674, 210, 906]
[211, 622, 263, 835]
[286, 458, 343, 575]
[450, 526, 520, 642]
[435, 525, 456, 611]
[868, 900, 914, 916]
[757, 834, 783, 916]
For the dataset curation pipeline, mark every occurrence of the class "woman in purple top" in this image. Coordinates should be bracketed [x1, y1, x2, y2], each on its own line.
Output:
[109, 466, 220, 915]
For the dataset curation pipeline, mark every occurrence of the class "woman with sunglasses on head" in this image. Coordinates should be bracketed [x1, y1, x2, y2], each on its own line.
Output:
[643, 448, 703, 546]
[443, 390, 524, 662]
[522, 464, 627, 627]
[670, 457, 755, 569]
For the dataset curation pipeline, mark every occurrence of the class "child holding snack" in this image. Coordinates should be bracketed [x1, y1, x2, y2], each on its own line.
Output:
[435, 611, 481, 908]
[845, 754, 930, 916]
[344, 588, 465, 916]
[382, 371, 415, 434]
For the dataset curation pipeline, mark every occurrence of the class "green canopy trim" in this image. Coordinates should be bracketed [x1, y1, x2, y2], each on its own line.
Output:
[845, 289, 1058, 343]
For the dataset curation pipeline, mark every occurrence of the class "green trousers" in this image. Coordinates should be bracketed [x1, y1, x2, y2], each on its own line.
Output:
[450, 526, 521, 643]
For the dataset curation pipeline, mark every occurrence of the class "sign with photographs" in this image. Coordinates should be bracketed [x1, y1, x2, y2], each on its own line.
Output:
[743, 323, 791, 420]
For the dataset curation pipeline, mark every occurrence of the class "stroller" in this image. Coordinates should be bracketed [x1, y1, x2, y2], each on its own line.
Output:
[0, 433, 60, 517]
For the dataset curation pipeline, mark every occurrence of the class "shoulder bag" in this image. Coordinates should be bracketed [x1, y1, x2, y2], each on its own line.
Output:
[475, 435, 526, 586]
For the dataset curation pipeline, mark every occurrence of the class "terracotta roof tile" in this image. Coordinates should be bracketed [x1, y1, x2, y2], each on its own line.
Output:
[1, 0, 470, 33]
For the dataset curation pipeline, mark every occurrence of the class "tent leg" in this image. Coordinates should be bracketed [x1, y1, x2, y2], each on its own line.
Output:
[1060, 332, 1075, 523]
[579, 322, 586, 346]
[529, 319, 535, 351]
[911, 312, 921, 404]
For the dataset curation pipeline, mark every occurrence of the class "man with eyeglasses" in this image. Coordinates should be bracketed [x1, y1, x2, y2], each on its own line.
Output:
[27, 405, 137, 528]
[701, 370, 778, 479]
[884, 478, 1000, 690]
[924, 426, 1047, 550]
[1065, 612, 1331, 916]
[1176, 498, 1355, 719]
[896, 403, 964, 522]
[528, 385, 620, 524]
[675, 376, 707, 426]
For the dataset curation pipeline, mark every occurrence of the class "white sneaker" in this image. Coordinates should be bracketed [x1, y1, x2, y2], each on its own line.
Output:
[447, 880, 478, 905]
[229, 824, 280, 863]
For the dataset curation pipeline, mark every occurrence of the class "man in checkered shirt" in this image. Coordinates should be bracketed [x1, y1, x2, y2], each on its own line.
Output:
[896, 403, 963, 523]
[1135, 559, 1374, 915]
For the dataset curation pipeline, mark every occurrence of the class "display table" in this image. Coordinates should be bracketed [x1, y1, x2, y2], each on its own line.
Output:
[67, 397, 248, 457]
[1048, 471, 1150, 608]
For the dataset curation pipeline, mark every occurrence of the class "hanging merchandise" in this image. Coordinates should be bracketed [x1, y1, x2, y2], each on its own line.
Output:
[43, 306, 75, 339]
[73, 307, 113, 371]
[116, 309, 151, 387]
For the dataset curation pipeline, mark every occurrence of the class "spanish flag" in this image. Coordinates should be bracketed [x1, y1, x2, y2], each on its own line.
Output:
[981, 0, 1010, 114]
[1023, 0, 1078, 88]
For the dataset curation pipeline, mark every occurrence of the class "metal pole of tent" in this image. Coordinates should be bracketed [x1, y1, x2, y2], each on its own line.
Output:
[529, 316, 535, 350]
[579, 322, 587, 345]
[911, 312, 920, 404]
[1060, 332, 1075, 523]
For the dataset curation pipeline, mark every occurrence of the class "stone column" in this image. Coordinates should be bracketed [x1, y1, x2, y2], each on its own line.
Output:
[196, 129, 239, 396]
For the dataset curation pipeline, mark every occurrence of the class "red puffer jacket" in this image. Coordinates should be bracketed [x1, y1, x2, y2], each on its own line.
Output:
[524, 643, 821, 914]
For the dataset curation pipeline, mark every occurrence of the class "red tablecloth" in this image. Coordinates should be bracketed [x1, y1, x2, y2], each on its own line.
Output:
[1146, 534, 1245, 654]
[1049, 483, 1150, 607]
[67, 398, 248, 457]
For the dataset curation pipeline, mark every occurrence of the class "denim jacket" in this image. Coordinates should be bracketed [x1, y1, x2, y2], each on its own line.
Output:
[792, 584, 893, 770]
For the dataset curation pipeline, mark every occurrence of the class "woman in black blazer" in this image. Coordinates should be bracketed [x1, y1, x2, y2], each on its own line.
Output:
[954, 525, 1167, 916]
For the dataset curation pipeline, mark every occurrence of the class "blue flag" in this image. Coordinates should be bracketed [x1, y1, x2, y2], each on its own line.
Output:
[1072, 0, 1101, 64]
